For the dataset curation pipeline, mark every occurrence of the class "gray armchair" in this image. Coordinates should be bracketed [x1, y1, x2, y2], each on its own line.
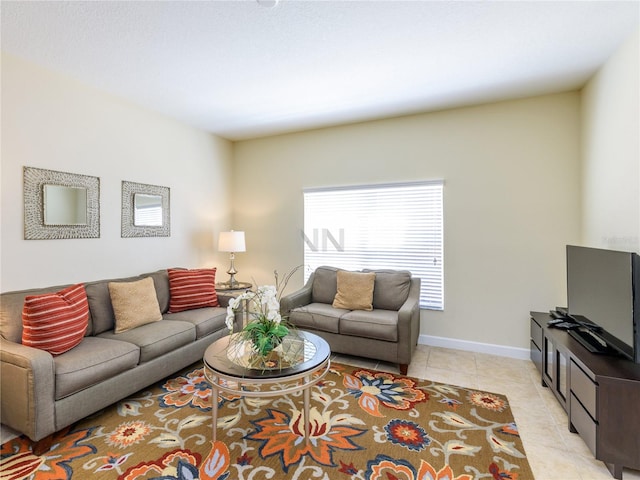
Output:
[280, 266, 421, 375]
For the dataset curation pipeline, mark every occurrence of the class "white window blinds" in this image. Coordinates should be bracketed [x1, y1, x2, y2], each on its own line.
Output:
[303, 180, 444, 310]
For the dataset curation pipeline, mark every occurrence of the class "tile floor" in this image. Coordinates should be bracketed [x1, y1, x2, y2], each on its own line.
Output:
[333, 345, 640, 480]
[2, 344, 639, 480]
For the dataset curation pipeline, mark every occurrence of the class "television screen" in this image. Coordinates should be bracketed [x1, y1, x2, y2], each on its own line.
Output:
[566, 245, 638, 361]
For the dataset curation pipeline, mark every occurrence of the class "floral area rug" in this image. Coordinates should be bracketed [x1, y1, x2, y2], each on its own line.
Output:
[1, 362, 533, 479]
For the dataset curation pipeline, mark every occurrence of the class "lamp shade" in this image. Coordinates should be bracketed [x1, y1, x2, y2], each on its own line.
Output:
[218, 231, 246, 253]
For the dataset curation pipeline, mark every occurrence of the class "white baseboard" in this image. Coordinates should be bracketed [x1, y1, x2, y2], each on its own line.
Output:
[418, 334, 530, 361]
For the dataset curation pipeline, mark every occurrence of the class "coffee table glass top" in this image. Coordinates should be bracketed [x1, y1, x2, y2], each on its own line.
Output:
[204, 330, 330, 380]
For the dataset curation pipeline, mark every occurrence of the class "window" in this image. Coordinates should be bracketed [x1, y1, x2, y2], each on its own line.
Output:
[303, 181, 444, 310]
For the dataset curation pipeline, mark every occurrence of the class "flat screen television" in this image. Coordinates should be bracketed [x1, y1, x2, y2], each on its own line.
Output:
[566, 245, 640, 363]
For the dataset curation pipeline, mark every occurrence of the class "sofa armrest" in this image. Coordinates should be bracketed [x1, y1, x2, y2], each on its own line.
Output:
[216, 293, 249, 332]
[396, 277, 422, 365]
[0, 337, 56, 441]
[280, 283, 313, 317]
[216, 293, 233, 308]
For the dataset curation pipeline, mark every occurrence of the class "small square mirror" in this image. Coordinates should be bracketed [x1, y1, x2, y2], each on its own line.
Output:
[134, 194, 163, 227]
[44, 184, 88, 225]
[121, 181, 170, 237]
[24, 166, 100, 240]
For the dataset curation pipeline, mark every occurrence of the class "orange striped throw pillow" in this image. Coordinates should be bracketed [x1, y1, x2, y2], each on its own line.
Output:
[22, 284, 89, 355]
[168, 268, 219, 313]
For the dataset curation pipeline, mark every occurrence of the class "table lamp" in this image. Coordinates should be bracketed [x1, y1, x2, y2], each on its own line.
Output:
[218, 230, 246, 288]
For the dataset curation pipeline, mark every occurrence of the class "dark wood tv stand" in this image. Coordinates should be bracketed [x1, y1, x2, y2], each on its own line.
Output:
[530, 312, 640, 479]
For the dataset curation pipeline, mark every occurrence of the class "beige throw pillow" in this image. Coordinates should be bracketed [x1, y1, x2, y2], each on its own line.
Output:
[332, 270, 376, 311]
[109, 277, 163, 333]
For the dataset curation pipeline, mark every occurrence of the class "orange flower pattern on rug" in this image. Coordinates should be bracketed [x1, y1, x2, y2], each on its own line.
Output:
[106, 421, 152, 448]
[0, 427, 95, 479]
[121, 449, 202, 479]
[468, 391, 507, 412]
[0, 363, 533, 479]
[343, 369, 428, 417]
[248, 407, 365, 470]
[199, 441, 230, 480]
[366, 455, 474, 480]
[160, 368, 212, 411]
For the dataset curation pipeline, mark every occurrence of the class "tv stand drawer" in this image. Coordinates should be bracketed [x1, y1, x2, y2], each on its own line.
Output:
[530, 317, 543, 351]
[570, 393, 597, 456]
[570, 360, 596, 419]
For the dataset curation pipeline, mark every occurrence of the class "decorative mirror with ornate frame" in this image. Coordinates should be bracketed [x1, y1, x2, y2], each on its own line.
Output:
[23, 166, 100, 240]
[121, 180, 170, 237]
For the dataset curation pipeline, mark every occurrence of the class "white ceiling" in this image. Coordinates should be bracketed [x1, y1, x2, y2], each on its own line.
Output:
[1, 1, 638, 140]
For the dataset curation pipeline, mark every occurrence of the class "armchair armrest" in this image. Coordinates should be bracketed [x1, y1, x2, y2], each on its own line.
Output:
[280, 282, 313, 317]
[0, 337, 56, 441]
[396, 277, 422, 365]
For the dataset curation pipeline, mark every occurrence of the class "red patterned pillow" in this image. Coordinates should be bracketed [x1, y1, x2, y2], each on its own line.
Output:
[22, 284, 89, 355]
[168, 268, 219, 313]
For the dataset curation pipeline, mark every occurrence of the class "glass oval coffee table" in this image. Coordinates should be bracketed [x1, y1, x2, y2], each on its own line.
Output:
[203, 330, 331, 444]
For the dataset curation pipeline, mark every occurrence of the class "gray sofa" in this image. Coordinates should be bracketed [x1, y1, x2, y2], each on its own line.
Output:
[280, 266, 421, 375]
[0, 269, 233, 451]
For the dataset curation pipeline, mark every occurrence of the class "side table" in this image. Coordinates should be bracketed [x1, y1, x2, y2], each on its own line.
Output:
[217, 285, 252, 330]
[215, 282, 252, 292]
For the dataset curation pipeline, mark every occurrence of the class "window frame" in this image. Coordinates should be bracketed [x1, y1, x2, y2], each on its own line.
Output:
[303, 180, 444, 310]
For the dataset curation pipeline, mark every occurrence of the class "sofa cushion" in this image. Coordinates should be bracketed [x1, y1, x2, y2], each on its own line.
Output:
[168, 268, 219, 313]
[311, 266, 338, 304]
[86, 275, 141, 335]
[97, 320, 195, 363]
[143, 270, 170, 313]
[163, 307, 227, 339]
[288, 303, 344, 334]
[22, 284, 89, 355]
[340, 309, 399, 342]
[1, 283, 92, 343]
[109, 277, 163, 333]
[332, 270, 375, 311]
[53, 337, 140, 400]
[363, 269, 412, 311]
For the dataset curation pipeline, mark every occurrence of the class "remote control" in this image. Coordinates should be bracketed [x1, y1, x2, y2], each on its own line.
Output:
[549, 321, 578, 330]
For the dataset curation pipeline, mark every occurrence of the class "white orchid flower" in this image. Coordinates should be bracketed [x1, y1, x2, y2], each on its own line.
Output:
[267, 297, 279, 311]
[223, 270, 294, 349]
[267, 311, 282, 324]
[225, 310, 235, 332]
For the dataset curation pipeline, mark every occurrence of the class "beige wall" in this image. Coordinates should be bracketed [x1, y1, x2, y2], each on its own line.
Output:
[582, 28, 640, 253]
[1, 53, 233, 291]
[232, 93, 582, 352]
